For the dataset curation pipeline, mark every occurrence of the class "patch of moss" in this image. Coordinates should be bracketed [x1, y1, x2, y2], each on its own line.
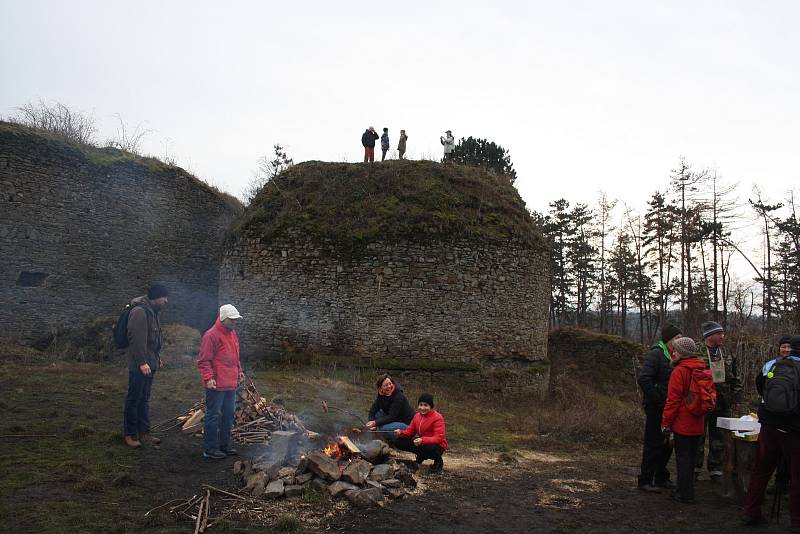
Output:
[230, 160, 545, 254]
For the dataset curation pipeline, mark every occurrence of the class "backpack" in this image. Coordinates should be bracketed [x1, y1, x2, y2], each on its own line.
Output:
[763, 358, 800, 415]
[685, 368, 717, 416]
[112, 304, 136, 349]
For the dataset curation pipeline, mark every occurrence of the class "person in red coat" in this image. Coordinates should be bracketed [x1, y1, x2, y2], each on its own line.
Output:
[661, 336, 710, 503]
[394, 393, 448, 473]
[197, 304, 244, 459]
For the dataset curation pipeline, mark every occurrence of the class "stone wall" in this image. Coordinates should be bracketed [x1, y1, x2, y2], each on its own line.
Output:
[0, 123, 241, 340]
[220, 236, 550, 371]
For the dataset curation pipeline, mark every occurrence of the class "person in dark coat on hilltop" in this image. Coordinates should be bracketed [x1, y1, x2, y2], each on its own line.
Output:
[636, 324, 682, 492]
[123, 283, 169, 448]
[361, 126, 379, 163]
[197, 304, 244, 459]
[662, 336, 712, 504]
[695, 320, 742, 480]
[366, 373, 415, 441]
[397, 129, 408, 160]
[380, 127, 390, 161]
[742, 335, 800, 528]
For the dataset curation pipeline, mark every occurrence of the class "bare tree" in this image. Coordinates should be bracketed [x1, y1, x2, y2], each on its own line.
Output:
[105, 114, 151, 154]
[12, 99, 97, 144]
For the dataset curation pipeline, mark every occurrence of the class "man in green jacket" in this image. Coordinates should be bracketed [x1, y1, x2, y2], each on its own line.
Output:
[695, 321, 742, 479]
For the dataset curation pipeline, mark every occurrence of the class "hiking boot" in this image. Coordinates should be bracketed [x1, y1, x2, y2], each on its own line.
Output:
[221, 447, 238, 456]
[124, 435, 142, 448]
[140, 433, 161, 446]
[655, 480, 676, 490]
[430, 457, 444, 474]
[637, 484, 661, 494]
[203, 449, 226, 460]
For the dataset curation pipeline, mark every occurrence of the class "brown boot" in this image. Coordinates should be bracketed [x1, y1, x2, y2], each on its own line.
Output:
[124, 435, 142, 448]
[140, 433, 161, 446]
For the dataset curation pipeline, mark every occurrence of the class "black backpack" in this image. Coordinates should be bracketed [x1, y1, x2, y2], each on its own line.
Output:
[763, 358, 800, 414]
[112, 304, 136, 349]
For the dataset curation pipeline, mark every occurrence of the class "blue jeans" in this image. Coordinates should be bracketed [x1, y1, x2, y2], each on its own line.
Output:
[203, 389, 236, 452]
[123, 371, 153, 437]
[374, 409, 408, 441]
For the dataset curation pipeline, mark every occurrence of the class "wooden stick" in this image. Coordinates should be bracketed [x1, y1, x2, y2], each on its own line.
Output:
[144, 498, 185, 517]
[202, 484, 253, 502]
[200, 490, 210, 532]
[193, 492, 206, 534]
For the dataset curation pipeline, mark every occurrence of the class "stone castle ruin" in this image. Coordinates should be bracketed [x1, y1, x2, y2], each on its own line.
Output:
[0, 122, 241, 339]
[1, 124, 550, 394]
[221, 161, 551, 392]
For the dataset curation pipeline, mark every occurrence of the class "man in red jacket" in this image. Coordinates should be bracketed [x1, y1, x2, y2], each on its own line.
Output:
[197, 304, 244, 459]
[662, 336, 713, 504]
[394, 393, 448, 473]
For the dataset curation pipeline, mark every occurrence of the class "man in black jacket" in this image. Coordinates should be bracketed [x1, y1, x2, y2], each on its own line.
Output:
[361, 127, 379, 163]
[742, 335, 800, 528]
[366, 374, 415, 441]
[636, 324, 682, 492]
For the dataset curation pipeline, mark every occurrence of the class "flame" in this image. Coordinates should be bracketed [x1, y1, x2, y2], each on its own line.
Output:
[323, 441, 346, 460]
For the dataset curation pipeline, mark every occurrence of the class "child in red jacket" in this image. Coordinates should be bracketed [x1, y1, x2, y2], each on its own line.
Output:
[661, 336, 710, 503]
[394, 393, 448, 473]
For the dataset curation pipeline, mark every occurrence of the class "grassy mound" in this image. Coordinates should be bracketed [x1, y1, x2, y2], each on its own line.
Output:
[232, 160, 545, 251]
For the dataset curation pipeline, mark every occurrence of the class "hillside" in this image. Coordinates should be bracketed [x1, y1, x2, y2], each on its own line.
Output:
[231, 160, 545, 251]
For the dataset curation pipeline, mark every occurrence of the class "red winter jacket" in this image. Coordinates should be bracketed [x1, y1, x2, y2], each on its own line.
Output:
[661, 356, 707, 436]
[397, 409, 448, 450]
[197, 319, 241, 391]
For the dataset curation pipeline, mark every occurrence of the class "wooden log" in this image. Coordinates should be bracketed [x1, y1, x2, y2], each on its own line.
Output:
[182, 410, 205, 433]
[337, 435, 361, 454]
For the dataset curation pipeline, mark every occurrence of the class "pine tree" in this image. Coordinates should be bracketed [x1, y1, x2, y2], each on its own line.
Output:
[450, 137, 518, 183]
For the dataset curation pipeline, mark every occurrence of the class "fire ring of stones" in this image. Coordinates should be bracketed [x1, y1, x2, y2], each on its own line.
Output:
[234, 434, 418, 506]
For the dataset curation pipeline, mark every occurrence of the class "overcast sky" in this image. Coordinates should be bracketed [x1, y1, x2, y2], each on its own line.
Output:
[1, 0, 798, 229]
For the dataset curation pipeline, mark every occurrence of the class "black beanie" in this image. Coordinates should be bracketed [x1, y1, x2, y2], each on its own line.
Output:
[418, 393, 435, 408]
[661, 324, 681, 343]
[147, 283, 169, 300]
[779, 335, 792, 348]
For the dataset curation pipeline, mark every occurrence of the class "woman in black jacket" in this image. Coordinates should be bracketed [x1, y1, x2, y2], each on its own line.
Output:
[366, 374, 415, 441]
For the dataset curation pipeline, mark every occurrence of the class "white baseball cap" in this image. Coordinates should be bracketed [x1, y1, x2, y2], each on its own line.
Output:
[219, 304, 242, 322]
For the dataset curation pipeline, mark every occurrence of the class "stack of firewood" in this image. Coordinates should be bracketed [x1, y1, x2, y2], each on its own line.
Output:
[176, 380, 307, 445]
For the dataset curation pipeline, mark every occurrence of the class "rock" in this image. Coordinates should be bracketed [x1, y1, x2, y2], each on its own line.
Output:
[242, 460, 253, 479]
[382, 478, 401, 488]
[295, 456, 309, 475]
[233, 460, 244, 475]
[278, 466, 296, 478]
[244, 471, 266, 493]
[306, 452, 341, 481]
[368, 464, 393, 482]
[264, 479, 285, 499]
[365, 480, 382, 489]
[387, 487, 406, 499]
[341, 459, 372, 485]
[360, 440, 391, 463]
[253, 460, 281, 481]
[269, 430, 300, 464]
[295, 472, 314, 485]
[284, 484, 304, 498]
[345, 487, 385, 507]
[328, 480, 359, 497]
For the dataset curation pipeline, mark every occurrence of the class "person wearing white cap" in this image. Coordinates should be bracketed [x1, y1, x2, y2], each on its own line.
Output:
[197, 304, 244, 459]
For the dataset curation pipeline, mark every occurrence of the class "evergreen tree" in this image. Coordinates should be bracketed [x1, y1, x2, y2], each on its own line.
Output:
[450, 136, 518, 183]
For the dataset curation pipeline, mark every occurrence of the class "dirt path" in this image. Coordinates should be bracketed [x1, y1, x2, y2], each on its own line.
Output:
[330, 447, 789, 534]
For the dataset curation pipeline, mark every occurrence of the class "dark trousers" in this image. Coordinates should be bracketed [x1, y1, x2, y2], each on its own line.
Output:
[381, 148, 388, 161]
[696, 405, 730, 472]
[123, 371, 153, 437]
[674, 432, 700, 501]
[203, 389, 236, 452]
[395, 438, 444, 463]
[743, 424, 800, 527]
[639, 403, 673, 486]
